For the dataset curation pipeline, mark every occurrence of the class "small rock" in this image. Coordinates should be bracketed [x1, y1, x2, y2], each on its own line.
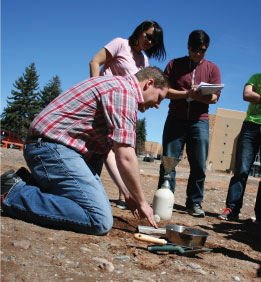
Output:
[188, 262, 201, 269]
[92, 257, 108, 264]
[90, 243, 99, 247]
[7, 255, 15, 261]
[147, 279, 157, 282]
[65, 260, 79, 266]
[197, 269, 208, 275]
[114, 255, 130, 261]
[92, 257, 114, 272]
[233, 276, 240, 281]
[80, 247, 91, 253]
[12, 240, 30, 249]
[98, 261, 114, 272]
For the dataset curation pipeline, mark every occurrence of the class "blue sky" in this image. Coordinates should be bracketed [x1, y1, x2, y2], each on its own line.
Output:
[1, 0, 261, 143]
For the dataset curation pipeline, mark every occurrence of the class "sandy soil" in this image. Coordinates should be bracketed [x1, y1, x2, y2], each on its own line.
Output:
[1, 148, 261, 282]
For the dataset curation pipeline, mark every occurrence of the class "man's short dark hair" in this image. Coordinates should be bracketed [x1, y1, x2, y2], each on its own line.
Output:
[135, 66, 169, 89]
[188, 30, 210, 48]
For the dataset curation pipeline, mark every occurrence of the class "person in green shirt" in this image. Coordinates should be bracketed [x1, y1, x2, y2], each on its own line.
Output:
[218, 73, 261, 223]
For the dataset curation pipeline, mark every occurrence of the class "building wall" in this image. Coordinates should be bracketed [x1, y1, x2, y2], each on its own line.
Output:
[143, 108, 248, 173]
[143, 141, 162, 158]
[208, 108, 245, 172]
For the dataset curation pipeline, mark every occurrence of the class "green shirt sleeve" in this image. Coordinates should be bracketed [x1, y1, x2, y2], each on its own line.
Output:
[245, 73, 261, 124]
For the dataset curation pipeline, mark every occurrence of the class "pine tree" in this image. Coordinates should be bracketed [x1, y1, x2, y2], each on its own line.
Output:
[136, 118, 146, 154]
[1, 63, 41, 138]
[40, 75, 62, 109]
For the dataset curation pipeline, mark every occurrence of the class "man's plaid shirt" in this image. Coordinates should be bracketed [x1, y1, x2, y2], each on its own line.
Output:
[28, 75, 143, 161]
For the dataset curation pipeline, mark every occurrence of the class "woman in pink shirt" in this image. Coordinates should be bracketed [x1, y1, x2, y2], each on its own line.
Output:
[89, 20, 166, 209]
[90, 20, 166, 76]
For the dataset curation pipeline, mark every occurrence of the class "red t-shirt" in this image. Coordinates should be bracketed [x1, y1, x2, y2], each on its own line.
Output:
[164, 56, 221, 120]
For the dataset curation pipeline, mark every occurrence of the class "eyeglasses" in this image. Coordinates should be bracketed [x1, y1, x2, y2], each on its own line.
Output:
[145, 32, 156, 44]
[190, 47, 207, 54]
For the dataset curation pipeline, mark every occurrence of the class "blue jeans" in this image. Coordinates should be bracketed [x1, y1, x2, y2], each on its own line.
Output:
[158, 115, 209, 207]
[226, 121, 261, 214]
[255, 181, 261, 221]
[2, 140, 113, 235]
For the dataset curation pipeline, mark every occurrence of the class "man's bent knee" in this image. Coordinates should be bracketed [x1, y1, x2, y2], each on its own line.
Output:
[89, 213, 114, 235]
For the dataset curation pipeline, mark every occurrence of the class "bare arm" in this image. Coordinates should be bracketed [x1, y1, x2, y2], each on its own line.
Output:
[166, 88, 187, 100]
[89, 48, 112, 77]
[105, 150, 141, 216]
[189, 92, 218, 104]
[113, 141, 158, 228]
[243, 84, 261, 103]
[166, 87, 218, 104]
[104, 150, 129, 196]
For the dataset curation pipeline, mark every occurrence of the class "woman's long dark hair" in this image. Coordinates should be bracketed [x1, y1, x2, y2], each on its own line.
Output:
[129, 20, 166, 61]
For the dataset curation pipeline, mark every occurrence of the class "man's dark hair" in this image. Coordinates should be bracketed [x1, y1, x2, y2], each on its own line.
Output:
[129, 20, 166, 61]
[188, 30, 210, 48]
[135, 66, 169, 89]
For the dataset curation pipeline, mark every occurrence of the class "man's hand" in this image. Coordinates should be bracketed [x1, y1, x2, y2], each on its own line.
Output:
[124, 195, 150, 222]
[124, 193, 158, 228]
[124, 194, 140, 217]
[188, 85, 201, 100]
[138, 201, 158, 228]
[187, 85, 218, 104]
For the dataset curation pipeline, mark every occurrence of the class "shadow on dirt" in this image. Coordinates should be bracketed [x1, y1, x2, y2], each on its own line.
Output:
[198, 220, 261, 264]
[212, 221, 260, 249]
[112, 216, 137, 234]
[211, 246, 261, 265]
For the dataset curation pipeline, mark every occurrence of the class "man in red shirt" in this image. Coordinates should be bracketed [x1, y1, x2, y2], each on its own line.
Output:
[1, 67, 168, 234]
[158, 30, 222, 217]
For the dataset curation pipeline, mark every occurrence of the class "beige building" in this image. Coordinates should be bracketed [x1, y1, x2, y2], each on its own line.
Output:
[143, 141, 162, 158]
[143, 108, 257, 174]
[208, 108, 246, 172]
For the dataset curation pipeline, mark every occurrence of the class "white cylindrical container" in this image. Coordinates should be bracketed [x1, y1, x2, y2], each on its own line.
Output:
[152, 186, 174, 221]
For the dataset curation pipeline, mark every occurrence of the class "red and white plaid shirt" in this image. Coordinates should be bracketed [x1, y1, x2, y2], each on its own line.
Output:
[28, 75, 143, 161]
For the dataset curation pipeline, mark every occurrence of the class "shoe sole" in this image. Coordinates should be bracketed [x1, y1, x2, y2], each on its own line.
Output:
[186, 210, 205, 217]
[218, 215, 228, 220]
[218, 215, 239, 221]
[116, 205, 127, 210]
[1, 170, 16, 179]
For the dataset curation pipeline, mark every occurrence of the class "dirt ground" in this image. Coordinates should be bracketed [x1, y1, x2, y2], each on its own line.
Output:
[1, 148, 261, 282]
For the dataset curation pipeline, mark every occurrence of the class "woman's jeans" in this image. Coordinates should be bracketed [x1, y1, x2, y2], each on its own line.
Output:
[158, 115, 209, 208]
[2, 140, 113, 235]
[226, 121, 261, 214]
